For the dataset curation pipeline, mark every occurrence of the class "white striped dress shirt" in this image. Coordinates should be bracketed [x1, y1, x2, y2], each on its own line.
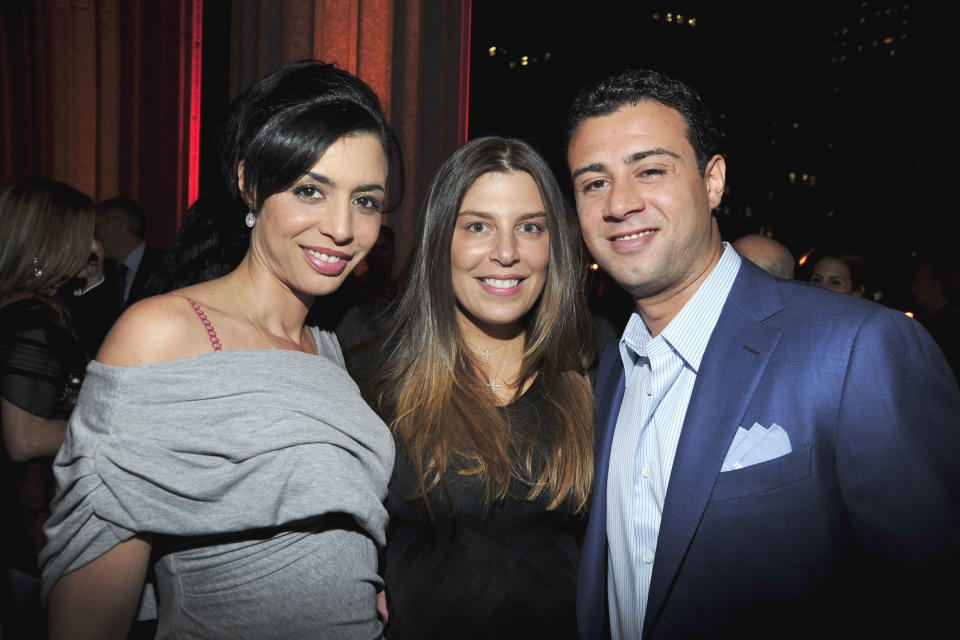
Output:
[607, 244, 741, 639]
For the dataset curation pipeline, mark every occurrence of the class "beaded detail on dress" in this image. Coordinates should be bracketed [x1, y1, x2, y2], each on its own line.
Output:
[186, 298, 222, 351]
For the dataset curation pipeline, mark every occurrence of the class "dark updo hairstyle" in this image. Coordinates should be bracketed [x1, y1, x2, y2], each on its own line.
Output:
[219, 59, 403, 214]
[141, 61, 403, 297]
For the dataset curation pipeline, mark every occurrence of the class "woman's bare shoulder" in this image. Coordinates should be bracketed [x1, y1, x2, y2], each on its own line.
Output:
[97, 293, 218, 367]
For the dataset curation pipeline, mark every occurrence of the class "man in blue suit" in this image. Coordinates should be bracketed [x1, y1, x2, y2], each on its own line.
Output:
[567, 69, 960, 639]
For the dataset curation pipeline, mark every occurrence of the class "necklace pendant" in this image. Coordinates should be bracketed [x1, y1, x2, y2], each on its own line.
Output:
[487, 378, 501, 392]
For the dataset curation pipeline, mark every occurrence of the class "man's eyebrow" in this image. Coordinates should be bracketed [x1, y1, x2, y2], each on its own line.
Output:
[571, 148, 680, 181]
[571, 163, 607, 180]
[626, 148, 679, 164]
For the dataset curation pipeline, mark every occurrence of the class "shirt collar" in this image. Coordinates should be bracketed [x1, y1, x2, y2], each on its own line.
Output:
[619, 243, 741, 375]
[122, 241, 146, 271]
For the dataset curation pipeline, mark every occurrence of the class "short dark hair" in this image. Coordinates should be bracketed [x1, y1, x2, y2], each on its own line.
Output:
[218, 59, 403, 214]
[916, 256, 959, 302]
[566, 69, 721, 175]
[99, 197, 146, 238]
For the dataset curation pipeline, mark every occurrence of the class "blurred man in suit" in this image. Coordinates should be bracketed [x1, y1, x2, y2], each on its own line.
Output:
[96, 197, 164, 307]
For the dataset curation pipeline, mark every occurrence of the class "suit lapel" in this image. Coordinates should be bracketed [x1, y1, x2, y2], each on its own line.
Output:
[578, 339, 625, 639]
[643, 263, 784, 636]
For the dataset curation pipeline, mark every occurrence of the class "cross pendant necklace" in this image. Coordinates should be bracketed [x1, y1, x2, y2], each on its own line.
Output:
[487, 378, 501, 392]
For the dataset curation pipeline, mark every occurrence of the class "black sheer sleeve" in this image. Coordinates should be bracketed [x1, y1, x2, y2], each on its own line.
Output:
[0, 300, 86, 419]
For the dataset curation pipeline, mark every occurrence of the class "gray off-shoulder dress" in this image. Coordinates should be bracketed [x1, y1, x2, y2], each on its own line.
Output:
[40, 328, 394, 639]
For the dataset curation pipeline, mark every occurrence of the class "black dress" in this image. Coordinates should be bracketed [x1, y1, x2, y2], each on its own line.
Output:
[0, 298, 87, 576]
[383, 376, 586, 639]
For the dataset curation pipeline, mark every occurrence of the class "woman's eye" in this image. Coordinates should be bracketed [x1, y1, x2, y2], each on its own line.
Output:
[467, 222, 487, 233]
[354, 195, 382, 211]
[519, 222, 543, 234]
[294, 185, 322, 199]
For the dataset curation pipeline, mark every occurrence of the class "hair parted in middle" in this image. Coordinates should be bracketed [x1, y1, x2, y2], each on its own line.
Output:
[372, 136, 594, 514]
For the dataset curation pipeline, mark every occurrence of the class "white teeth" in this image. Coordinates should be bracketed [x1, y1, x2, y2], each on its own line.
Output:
[305, 248, 343, 262]
[481, 278, 520, 288]
[614, 230, 655, 242]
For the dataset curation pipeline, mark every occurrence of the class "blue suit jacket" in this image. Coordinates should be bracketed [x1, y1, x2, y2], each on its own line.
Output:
[578, 260, 960, 639]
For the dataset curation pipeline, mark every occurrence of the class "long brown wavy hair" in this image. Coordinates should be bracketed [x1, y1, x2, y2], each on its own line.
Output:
[0, 177, 95, 301]
[373, 137, 594, 513]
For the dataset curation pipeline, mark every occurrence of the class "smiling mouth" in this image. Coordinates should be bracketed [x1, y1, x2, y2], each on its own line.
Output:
[304, 247, 346, 263]
[613, 230, 656, 242]
[479, 277, 522, 288]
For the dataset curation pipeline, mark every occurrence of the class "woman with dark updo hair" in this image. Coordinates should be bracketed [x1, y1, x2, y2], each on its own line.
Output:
[41, 61, 399, 639]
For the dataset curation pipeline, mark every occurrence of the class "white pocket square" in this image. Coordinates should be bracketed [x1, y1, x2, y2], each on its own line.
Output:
[721, 422, 792, 472]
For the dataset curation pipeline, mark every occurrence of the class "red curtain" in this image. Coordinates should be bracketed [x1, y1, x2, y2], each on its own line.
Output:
[1, 0, 467, 256]
[1, 0, 203, 248]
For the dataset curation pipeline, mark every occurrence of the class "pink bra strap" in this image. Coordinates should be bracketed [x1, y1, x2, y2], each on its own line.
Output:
[185, 297, 222, 351]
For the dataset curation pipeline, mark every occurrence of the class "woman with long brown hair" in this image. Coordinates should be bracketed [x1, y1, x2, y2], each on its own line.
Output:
[0, 177, 97, 634]
[371, 136, 594, 638]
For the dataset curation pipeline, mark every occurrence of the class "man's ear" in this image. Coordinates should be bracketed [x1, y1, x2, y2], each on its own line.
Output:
[704, 154, 726, 210]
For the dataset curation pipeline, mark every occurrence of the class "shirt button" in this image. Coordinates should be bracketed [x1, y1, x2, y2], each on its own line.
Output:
[644, 550, 654, 564]
[646, 385, 652, 396]
[641, 466, 651, 479]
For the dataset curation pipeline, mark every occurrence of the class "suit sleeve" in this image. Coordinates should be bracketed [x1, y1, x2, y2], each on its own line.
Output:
[835, 307, 960, 621]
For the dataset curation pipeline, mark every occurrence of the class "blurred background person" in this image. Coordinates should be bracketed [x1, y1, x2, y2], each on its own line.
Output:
[58, 236, 122, 358]
[96, 196, 165, 308]
[809, 249, 868, 297]
[355, 225, 397, 302]
[912, 256, 960, 379]
[732, 233, 795, 280]
[0, 176, 96, 637]
[41, 60, 400, 640]
[333, 225, 398, 352]
[369, 137, 594, 639]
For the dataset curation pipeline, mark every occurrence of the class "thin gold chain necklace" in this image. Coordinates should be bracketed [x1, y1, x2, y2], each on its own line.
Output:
[230, 276, 276, 350]
[229, 276, 316, 354]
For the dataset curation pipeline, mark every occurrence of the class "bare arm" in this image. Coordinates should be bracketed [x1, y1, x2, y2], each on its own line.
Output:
[1, 397, 66, 461]
[44, 296, 210, 637]
[47, 535, 152, 640]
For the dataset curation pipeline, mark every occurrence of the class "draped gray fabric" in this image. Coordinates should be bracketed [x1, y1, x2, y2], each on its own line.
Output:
[40, 329, 394, 615]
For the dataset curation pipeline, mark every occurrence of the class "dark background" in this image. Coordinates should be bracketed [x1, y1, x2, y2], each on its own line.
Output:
[467, 1, 944, 311]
